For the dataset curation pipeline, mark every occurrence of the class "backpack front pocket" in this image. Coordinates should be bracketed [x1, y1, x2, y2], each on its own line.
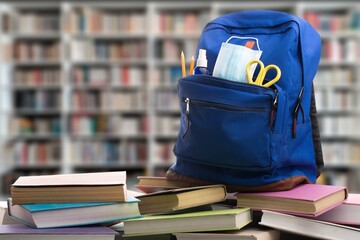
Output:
[174, 75, 287, 171]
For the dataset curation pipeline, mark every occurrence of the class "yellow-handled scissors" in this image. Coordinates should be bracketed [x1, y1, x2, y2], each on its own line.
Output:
[246, 59, 281, 88]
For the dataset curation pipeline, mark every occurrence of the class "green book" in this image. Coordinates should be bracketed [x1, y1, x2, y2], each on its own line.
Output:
[123, 208, 251, 237]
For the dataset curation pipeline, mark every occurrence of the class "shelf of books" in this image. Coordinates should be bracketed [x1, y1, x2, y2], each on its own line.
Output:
[63, 2, 150, 183]
[299, 2, 360, 191]
[148, 3, 208, 176]
[0, 4, 63, 196]
[1, 1, 360, 195]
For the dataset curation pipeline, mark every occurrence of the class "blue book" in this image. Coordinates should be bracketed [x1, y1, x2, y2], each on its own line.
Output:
[7, 195, 142, 228]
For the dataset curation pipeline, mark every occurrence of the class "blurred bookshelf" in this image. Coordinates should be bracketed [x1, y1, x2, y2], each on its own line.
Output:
[298, 2, 360, 192]
[0, 1, 360, 196]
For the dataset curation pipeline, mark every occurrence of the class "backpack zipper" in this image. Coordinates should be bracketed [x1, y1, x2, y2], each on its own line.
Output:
[186, 98, 265, 113]
[183, 98, 190, 138]
[182, 74, 276, 97]
[183, 97, 267, 138]
[270, 89, 279, 132]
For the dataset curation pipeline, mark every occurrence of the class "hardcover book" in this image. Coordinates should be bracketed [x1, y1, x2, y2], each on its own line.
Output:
[111, 222, 174, 240]
[7, 195, 141, 228]
[174, 227, 280, 240]
[236, 184, 347, 216]
[137, 185, 226, 215]
[314, 193, 360, 225]
[11, 171, 127, 204]
[135, 176, 193, 193]
[0, 224, 118, 240]
[260, 210, 360, 240]
[122, 208, 251, 237]
[0, 201, 18, 225]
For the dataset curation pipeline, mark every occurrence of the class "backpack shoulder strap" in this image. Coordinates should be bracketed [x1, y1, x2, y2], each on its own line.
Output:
[293, 17, 321, 138]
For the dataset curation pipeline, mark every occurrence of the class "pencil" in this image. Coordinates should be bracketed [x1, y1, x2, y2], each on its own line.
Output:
[181, 51, 186, 77]
[189, 56, 194, 75]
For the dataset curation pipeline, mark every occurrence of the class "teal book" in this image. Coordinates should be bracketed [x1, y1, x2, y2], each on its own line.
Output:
[123, 208, 251, 237]
[7, 195, 142, 228]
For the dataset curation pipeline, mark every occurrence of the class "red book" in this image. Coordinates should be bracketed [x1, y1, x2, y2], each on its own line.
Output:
[138, 142, 147, 162]
[35, 69, 41, 86]
[330, 17, 339, 32]
[140, 116, 149, 133]
[37, 144, 47, 165]
[159, 12, 166, 33]
[184, 12, 198, 33]
[71, 116, 79, 133]
[21, 144, 28, 165]
[73, 68, 80, 85]
[236, 184, 347, 217]
[121, 66, 129, 86]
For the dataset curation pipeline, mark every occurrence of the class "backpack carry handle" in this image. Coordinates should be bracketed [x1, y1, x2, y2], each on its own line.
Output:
[225, 36, 261, 50]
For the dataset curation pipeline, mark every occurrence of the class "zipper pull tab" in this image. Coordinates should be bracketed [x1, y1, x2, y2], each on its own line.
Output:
[270, 90, 278, 131]
[185, 98, 190, 115]
[273, 89, 279, 111]
[183, 98, 190, 138]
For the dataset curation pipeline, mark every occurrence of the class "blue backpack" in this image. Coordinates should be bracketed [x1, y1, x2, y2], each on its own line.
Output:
[167, 10, 324, 192]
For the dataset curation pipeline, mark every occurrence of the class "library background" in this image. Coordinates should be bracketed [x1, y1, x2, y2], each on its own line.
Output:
[0, 1, 359, 197]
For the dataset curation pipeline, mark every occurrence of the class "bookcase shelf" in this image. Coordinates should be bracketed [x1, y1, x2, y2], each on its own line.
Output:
[1, 1, 360, 195]
[11, 61, 62, 66]
[69, 134, 148, 140]
[13, 164, 61, 170]
[305, 2, 360, 192]
[7, 135, 61, 141]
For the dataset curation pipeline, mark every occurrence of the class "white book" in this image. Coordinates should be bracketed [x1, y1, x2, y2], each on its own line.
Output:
[174, 228, 280, 240]
[260, 210, 360, 240]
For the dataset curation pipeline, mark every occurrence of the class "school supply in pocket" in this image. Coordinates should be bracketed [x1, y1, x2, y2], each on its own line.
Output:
[246, 59, 281, 88]
[213, 36, 262, 82]
[181, 51, 186, 77]
[189, 56, 195, 75]
[167, 10, 324, 192]
[193, 49, 209, 75]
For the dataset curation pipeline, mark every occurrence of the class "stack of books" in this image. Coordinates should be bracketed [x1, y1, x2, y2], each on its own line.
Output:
[237, 182, 359, 239]
[117, 176, 360, 240]
[118, 182, 259, 239]
[2, 171, 144, 239]
[3, 172, 360, 240]
[258, 192, 360, 240]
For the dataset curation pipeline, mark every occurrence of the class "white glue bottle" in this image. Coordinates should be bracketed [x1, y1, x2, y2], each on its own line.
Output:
[193, 49, 209, 75]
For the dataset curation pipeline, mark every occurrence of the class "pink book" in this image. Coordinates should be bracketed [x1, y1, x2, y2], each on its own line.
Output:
[236, 184, 347, 217]
[314, 193, 360, 225]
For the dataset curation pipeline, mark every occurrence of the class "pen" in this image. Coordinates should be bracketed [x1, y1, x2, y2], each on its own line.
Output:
[189, 56, 194, 75]
[181, 51, 186, 77]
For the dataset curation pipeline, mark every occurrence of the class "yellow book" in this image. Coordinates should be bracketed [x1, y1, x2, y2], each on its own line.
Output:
[137, 185, 226, 215]
[135, 176, 193, 193]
